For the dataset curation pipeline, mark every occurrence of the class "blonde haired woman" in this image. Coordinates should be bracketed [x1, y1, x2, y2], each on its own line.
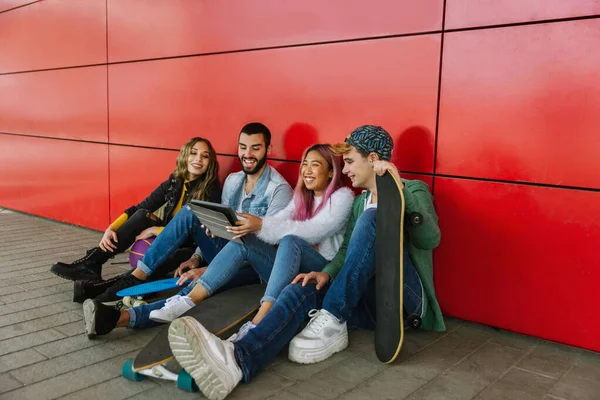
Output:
[50, 137, 221, 288]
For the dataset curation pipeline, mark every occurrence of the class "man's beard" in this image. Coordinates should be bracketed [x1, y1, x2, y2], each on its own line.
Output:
[239, 155, 268, 175]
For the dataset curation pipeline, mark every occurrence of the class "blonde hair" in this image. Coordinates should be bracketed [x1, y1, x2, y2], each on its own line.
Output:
[330, 142, 354, 156]
[173, 137, 219, 201]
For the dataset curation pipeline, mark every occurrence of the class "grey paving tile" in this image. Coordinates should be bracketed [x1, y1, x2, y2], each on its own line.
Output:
[475, 368, 557, 400]
[268, 348, 352, 381]
[229, 370, 296, 400]
[0, 302, 80, 328]
[0, 329, 66, 356]
[0, 350, 139, 400]
[0, 287, 20, 297]
[0, 293, 72, 316]
[0, 374, 22, 394]
[59, 376, 158, 400]
[489, 329, 541, 351]
[549, 356, 600, 400]
[408, 342, 525, 400]
[53, 320, 86, 337]
[34, 328, 133, 358]
[517, 341, 578, 379]
[10, 328, 159, 384]
[0, 349, 46, 374]
[0, 266, 52, 280]
[16, 276, 67, 291]
[0, 310, 81, 341]
[282, 354, 386, 399]
[125, 384, 199, 400]
[0, 283, 72, 304]
[338, 366, 429, 400]
[392, 325, 492, 382]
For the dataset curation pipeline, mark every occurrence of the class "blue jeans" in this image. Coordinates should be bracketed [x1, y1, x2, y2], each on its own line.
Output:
[128, 234, 327, 329]
[198, 234, 328, 304]
[137, 205, 228, 275]
[263, 235, 328, 304]
[233, 209, 423, 383]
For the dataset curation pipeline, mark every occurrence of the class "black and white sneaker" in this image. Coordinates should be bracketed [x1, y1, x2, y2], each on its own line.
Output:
[83, 299, 120, 339]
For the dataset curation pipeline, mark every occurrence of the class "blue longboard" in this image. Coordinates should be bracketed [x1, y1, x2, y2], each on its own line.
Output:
[117, 277, 192, 297]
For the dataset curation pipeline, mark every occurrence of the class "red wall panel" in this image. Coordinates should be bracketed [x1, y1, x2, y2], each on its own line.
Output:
[437, 20, 600, 189]
[0, 0, 38, 13]
[0, 0, 106, 73]
[0, 67, 108, 141]
[109, 146, 178, 222]
[0, 134, 109, 230]
[108, 0, 442, 62]
[109, 35, 441, 174]
[433, 177, 600, 352]
[446, 0, 600, 29]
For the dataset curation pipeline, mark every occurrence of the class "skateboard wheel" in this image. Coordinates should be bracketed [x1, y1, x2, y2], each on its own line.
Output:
[407, 314, 422, 329]
[176, 369, 199, 392]
[409, 212, 423, 226]
[122, 358, 144, 382]
[122, 296, 134, 308]
[133, 300, 148, 307]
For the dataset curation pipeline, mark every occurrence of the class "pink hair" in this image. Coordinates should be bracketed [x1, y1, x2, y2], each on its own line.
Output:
[292, 144, 343, 221]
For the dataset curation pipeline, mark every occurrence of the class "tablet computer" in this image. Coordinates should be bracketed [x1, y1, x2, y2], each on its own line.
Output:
[188, 200, 244, 244]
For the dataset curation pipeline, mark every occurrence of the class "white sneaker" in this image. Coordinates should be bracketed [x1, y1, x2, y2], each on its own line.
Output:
[288, 309, 348, 364]
[149, 295, 195, 323]
[227, 320, 256, 343]
[169, 316, 242, 400]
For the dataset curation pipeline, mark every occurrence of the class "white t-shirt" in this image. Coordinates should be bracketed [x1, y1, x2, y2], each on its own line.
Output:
[364, 191, 377, 210]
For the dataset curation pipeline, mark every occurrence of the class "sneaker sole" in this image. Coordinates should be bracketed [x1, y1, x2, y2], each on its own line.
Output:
[83, 300, 98, 339]
[168, 317, 234, 400]
[288, 333, 349, 364]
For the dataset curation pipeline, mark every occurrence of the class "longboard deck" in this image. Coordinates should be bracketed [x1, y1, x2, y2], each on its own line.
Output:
[117, 278, 192, 297]
[133, 284, 265, 371]
[375, 172, 405, 364]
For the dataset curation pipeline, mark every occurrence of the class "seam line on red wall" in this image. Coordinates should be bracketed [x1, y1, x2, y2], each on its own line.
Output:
[431, 0, 447, 195]
[0, 0, 40, 15]
[105, 0, 111, 226]
[0, 131, 301, 163]
[1, 13, 600, 76]
[2, 131, 598, 194]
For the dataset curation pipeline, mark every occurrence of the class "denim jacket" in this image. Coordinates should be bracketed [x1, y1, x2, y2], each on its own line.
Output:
[221, 164, 293, 217]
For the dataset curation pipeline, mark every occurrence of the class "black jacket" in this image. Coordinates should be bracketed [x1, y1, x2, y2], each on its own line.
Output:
[124, 174, 221, 224]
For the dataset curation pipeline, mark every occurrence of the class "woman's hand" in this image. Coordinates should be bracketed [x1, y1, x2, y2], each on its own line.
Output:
[135, 226, 160, 241]
[372, 160, 403, 188]
[292, 271, 331, 290]
[174, 257, 201, 277]
[176, 267, 206, 286]
[99, 227, 118, 252]
[227, 212, 263, 240]
[200, 224, 216, 238]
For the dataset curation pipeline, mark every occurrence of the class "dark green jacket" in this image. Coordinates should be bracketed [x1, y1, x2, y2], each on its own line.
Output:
[322, 179, 445, 331]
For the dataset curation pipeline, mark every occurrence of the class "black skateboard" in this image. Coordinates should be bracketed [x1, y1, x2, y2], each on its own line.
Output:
[122, 284, 264, 391]
[375, 171, 421, 364]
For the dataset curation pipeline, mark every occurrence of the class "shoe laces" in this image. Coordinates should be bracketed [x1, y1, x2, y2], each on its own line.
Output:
[305, 309, 336, 335]
[228, 320, 255, 342]
[163, 295, 189, 311]
[71, 248, 98, 264]
[110, 274, 138, 291]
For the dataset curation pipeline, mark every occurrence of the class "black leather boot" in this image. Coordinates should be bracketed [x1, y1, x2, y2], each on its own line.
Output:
[73, 274, 126, 303]
[50, 247, 111, 281]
